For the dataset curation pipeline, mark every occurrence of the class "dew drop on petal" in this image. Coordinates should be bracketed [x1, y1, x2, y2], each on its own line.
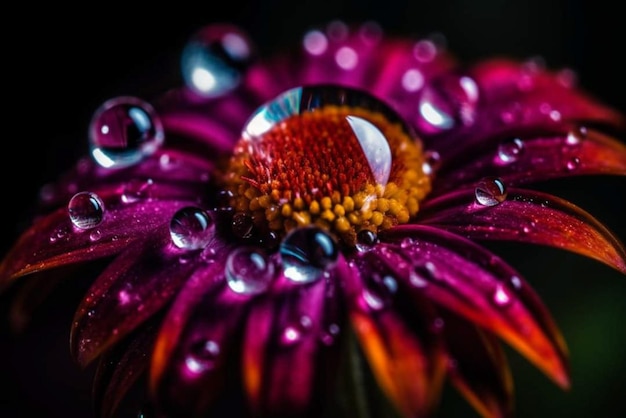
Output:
[89, 96, 164, 169]
[566, 157, 581, 171]
[122, 179, 154, 203]
[280, 226, 339, 283]
[492, 283, 512, 307]
[510, 275, 522, 290]
[68, 191, 105, 230]
[185, 339, 220, 374]
[566, 125, 587, 146]
[356, 229, 378, 252]
[475, 177, 507, 206]
[303, 29, 328, 55]
[416, 74, 480, 133]
[169, 207, 214, 250]
[181, 24, 254, 98]
[225, 247, 274, 294]
[281, 325, 304, 346]
[422, 150, 442, 176]
[401, 68, 425, 92]
[496, 138, 525, 165]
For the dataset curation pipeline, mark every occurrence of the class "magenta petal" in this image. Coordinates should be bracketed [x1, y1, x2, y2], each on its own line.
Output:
[92, 323, 156, 418]
[430, 128, 626, 196]
[419, 188, 626, 273]
[0, 199, 195, 288]
[378, 225, 570, 388]
[442, 310, 514, 418]
[70, 230, 202, 367]
[242, 264, 346, 418]
[150, 254, 250, 417]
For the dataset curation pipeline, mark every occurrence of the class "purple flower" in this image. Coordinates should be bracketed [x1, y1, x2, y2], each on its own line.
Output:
[2, 21, 625, 418]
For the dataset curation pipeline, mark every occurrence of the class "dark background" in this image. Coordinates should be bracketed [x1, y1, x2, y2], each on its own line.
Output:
[2, 1, 625, 417]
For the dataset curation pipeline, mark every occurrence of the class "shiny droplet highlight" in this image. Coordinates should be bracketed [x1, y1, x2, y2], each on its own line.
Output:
[225, 247, 274, 294]
[475, 177, 507, 206]
[89, 96, 164, 169]
[280, 226, 338, 283]
[68, 191, 105, 230]
[169, 207, 214, 250]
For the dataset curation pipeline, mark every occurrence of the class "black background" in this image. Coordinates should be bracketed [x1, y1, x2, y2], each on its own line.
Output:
[2, 1, 625, 417]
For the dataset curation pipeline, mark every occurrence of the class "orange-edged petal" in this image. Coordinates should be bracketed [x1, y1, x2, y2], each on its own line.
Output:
[419, 187, 626, 274]
[150, 252, 250, 417]
[0, 198, 196, 289]
[378, 225, 571, 389]
[92, 322, 157, 418]
[441, 309, 514, 418]
[242, 262, 347, 418]
[345, 253, 447, 418]
[70, 229, 203, 367]
[430, 127, 626, 196]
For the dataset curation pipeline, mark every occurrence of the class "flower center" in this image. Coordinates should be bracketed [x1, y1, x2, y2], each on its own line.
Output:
[217, 85, 431, 247]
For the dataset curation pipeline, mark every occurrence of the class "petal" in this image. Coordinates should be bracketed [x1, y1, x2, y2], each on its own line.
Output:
[345, 253, 447, 417]
[430, 127, 626, 196]
[0, 198, 195, 287]
[150, 251, 250, 417]
[92, 322, 156, 418]
[70, 229, 204, 367]
[419, 188, 626, 274]
[441, 310, 514, 418]
[242, 263, 347, 418]
[423, 59, 625, 161]
[378, 225, 570, 389]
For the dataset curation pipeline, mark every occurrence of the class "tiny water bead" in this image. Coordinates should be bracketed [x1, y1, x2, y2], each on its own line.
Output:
[181, 24, 255, 98]
[169, 207, 214, 250]
[280, 226, 339, 283]
[225, 247, 274, 295]
[416, 74, 480, 134]
[185, 339, 221, 374]
[89, 96, 164, 169]
[496, 137, 525, 165]
[474, 177, 507, 206]
[68, 191, 105, 230]
[217, 84, 432, 246]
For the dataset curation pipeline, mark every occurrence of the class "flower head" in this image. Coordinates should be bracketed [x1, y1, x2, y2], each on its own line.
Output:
[2, 21, 626, 418]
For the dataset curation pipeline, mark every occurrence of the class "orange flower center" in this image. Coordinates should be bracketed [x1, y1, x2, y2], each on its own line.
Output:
[217, 86, 432, 246]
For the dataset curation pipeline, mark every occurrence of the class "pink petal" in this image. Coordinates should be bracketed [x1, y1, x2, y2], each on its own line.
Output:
[378, 225, 570, 389]
[92, 323, 156, 418]
[442, 310, 514, 418]
[150, 253, 250, 417]
[419, 188, 626, 273]
[430, 127, 626, 196]
[242, 265, 346, 418]
[0, 199, 194, 288]
[70, 230, 203, 367]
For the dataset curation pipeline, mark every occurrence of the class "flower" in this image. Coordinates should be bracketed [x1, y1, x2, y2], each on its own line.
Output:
[1, 20, 625, 418]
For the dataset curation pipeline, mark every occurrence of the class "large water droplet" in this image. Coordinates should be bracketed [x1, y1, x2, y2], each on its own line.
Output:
[475, 177, 507, 206]
[225, 247, 274, 294]
[185, 339, 220, 374]
[416, 74, 480, 133]
[280, 226, 339, 283]
[68, 191, 105, 230]
[89, 96, 164, 169]
[169, 207, 214, 250]
[181, 24, 254, 98]
[496, 138, 525, 165]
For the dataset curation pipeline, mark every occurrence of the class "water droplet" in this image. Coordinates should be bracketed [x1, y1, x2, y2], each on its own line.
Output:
[362, 288, 386, 311]
[335, 46, 359, 70]
[413, 39, 437, 62]
[475, 177, 507, 206]
[225, 247, 274, 294]
[321, 323, 341, 345]
[281, 325, 304, 346]
[356, 229, 378, 252]
[401, 68, 425, 92]
[492, 283, 512, 307]
[181, 24, 254, 98]
[422, 150, 442, 176]
[566, 125, 587, 146]
[510, 275, 522, 290]
[416, 74, 479, 133]
[89, 229, 102, 242]
[409, 261, 436, 287]
[89, 96, 164, 169]
[496, 138, 525, 165]
[68, 191, 105, 230]
[185, 339, 220, 373]
[566, 157, 581, 171]
[169, 207, 214, 250]
[280, 226, 338, 283]
[121, 179, 154, 203]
